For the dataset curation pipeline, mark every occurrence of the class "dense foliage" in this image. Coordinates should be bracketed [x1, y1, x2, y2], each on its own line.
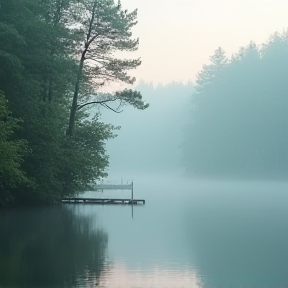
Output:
[0, 0, 143, 205]
[0, 92, 28, 205]
[183, 32, 288, 179]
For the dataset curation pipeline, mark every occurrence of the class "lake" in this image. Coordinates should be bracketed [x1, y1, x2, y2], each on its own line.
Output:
[1, 177, 288, 288]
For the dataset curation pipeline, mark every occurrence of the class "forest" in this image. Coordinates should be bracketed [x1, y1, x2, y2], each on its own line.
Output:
[182, 32, 288, 179]
[0, 0, 147, 206]
[1, 1, 287, 207]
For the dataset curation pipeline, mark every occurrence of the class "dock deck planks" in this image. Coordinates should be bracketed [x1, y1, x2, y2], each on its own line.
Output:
[61, 197, 145, 205]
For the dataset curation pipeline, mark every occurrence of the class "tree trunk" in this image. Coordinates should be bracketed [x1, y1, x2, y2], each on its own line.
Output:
[66, 56, 84, 137]
[66, 1, 96, 137]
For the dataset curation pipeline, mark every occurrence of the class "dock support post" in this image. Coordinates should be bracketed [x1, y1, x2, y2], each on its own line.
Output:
[131, 181, 134, 200]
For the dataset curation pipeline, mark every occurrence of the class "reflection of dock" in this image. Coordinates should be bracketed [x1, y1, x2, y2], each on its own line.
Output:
[61, 198, 145, 205]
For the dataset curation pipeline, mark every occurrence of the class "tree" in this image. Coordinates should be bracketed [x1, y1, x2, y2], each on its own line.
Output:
[0, 0, 148, 205]
[0, 0, 116, 204]
[0, 92, 28, 205]
[183, 33, 288, 179]
[59, 113, 118, 195]
[195, 47, 228, 92]
[0, 0, 76, 203]
[182, 47, 229, 175]
[66, 0, 148, 137]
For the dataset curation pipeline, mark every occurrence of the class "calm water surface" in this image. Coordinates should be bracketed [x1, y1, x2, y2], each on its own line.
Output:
[1, 178, 288, 288]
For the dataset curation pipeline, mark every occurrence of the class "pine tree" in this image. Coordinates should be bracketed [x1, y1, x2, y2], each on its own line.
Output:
[66, 0, 146, 136]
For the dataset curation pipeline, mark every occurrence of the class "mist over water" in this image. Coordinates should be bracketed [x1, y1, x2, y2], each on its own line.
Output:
[1, 1, 287, 287]
[90, 176, 288, 288]
[93, 79, 288, 287]
[2, 44, 288, 288]
[3, 78, 282, 288]
[83, 178, 288, 288]
[1, 175, 287, 287]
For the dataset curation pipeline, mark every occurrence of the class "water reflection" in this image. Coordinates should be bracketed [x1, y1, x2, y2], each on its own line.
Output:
[94, 261, 202, 288]
[182, 180, 288, 288]
[0, 206, 107, 288]
[1, 180, 288, 288]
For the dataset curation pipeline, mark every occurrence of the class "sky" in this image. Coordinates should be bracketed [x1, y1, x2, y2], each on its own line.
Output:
[120, 0, 288, 84]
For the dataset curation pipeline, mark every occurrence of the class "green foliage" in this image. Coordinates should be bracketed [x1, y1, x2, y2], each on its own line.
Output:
[66, 0, 145, 136]
[0, 0, 131, 205]
[0, 92, 28, 205]
[59, 115, 118, 196]
[115, 89, 149, 110]
[183, 32, 288, 179]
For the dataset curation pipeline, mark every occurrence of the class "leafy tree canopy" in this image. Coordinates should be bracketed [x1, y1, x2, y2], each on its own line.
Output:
[0, 0, 145, 205]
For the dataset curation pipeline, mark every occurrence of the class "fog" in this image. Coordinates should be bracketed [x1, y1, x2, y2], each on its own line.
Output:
[80, 177, 288, 288]
[99, 33, 288, 183]
[1, 1, 287, 287]
[99, 81, 193, 180]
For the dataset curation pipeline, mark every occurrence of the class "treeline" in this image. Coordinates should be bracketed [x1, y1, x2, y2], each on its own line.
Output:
[0, 0, 145, 206]
[183, 32, 288, 179]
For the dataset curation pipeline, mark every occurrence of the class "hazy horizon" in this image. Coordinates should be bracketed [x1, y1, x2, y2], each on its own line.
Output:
[120, 0, 288, 84]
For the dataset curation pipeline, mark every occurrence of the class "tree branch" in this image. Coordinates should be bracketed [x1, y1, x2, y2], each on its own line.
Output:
[77, 98, 119, 110]
[101, 102, 123, 113]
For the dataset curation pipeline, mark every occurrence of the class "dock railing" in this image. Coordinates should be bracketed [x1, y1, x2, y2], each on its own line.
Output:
[61, 181, 145, 205]
[88, 181, 134, 199]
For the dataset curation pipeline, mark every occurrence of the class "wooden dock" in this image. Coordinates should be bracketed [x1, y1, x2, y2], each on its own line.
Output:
[61, 197, 145, 205]
[62, 182, 146, 206]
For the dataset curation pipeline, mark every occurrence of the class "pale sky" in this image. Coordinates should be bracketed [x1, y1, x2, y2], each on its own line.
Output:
[121, 0, 288, 84]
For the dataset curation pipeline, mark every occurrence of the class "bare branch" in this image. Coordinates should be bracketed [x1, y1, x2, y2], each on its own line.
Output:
[101, 102, 123, 113]
[77, 98, 118, 110]
[116, 99, 123, 110]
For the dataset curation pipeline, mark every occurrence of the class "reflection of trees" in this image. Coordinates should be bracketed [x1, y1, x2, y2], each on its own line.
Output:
[0, 206, 108, 288]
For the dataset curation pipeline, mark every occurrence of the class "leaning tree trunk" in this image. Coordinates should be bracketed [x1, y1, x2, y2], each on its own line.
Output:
[66, 56, 84, 137]
[66, 1, 97, 137]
